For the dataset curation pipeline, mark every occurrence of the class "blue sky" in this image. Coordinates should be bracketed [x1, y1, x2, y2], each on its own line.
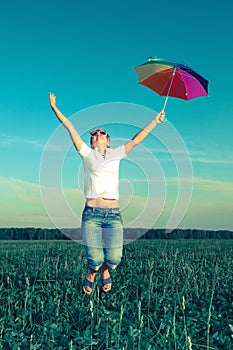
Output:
[0, 0, 233, 231]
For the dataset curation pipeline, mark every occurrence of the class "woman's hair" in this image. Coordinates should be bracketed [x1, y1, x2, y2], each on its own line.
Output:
[90, 134, 110, 149]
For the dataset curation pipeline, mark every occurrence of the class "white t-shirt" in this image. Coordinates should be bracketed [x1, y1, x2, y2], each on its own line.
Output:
[79, 142, 127, 200]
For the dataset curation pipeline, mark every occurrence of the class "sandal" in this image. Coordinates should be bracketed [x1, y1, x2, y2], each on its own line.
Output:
[102, 277, 112, 293]
[83, 278, 94, 294]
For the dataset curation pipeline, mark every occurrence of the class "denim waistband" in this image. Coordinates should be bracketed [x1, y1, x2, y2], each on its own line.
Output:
[84, 206, 120, 214]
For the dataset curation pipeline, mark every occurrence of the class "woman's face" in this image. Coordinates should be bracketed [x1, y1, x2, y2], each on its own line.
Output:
[91, 131, 110, 149]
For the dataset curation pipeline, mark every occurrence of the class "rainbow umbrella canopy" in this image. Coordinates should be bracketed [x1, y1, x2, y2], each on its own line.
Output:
[135, 56, 209, 110]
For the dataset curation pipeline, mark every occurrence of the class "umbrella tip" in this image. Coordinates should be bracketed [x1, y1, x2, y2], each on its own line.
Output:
[148, 56, 157, 62]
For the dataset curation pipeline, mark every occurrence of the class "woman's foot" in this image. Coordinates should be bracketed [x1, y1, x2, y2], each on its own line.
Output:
[100, 263, 112, 292]
[83, 268, 96, 294]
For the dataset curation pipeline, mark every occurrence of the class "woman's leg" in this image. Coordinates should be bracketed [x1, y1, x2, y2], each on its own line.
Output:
[100, 209, 123, 292]
[103, 209, 124, 270]
[81, 207, 104, 293]
[81, 207, 105, 271]
[99, 209, 123, 292]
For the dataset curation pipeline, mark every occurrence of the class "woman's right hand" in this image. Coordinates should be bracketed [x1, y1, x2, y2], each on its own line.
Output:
[49, 92, 56, 109]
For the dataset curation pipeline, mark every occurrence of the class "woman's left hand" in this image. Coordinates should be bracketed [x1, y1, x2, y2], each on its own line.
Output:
[155, 110, 166, 123]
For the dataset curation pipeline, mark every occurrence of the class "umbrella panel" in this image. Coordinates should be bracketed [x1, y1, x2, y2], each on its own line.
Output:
[139, 67, 208, 101]
[135, 63, 174, 82]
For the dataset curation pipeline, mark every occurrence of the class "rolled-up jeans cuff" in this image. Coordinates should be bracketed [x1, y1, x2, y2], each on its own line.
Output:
[88, 263, 119, 271]
[88, 264, 102, 272]
[105, 263, 118, 270]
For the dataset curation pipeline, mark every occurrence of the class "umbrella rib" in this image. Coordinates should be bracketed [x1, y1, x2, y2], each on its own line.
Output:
[176, 71, 188, 98]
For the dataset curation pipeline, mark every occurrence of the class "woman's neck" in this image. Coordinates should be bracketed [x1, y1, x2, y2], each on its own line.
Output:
[96, 144, 107, 154]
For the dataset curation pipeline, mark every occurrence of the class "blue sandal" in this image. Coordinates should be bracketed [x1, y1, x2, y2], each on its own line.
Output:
[83, 278, 94, 294]
[102, 277, 112, 292]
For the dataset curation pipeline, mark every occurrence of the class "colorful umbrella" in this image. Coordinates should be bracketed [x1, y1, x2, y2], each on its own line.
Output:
[135, 56, 209, 110]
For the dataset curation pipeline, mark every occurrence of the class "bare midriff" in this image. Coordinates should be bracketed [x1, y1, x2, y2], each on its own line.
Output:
[85, 197, 119, 208]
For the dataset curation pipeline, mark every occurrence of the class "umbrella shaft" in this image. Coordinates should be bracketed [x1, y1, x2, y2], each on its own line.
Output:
[163, 67, 176, 110]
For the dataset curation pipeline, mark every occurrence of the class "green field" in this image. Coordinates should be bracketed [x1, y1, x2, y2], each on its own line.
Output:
[0, 240, 232, 349]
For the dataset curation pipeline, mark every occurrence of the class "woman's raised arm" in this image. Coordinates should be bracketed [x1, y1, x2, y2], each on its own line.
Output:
[49, 92, 83, 152]
[124, 110, 166, 154]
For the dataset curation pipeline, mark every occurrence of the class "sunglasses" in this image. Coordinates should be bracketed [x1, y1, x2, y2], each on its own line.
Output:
[91, 131, 107, 136]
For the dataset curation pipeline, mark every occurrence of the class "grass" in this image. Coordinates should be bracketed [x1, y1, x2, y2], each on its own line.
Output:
[0, 239, 232, 349]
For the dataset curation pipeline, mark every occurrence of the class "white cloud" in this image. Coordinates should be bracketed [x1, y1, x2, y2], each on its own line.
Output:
[193, 177, 233, 192]
[0, 177, 84, 228]
[191, 157, 233, 165]
[0, 134, 45, 149]
[0, 134, 73, 154]
[0, 175, 232, 230]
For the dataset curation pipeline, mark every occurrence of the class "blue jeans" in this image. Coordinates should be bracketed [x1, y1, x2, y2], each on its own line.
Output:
[81, 206, 123, 271]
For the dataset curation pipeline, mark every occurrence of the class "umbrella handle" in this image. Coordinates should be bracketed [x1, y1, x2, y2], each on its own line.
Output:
[162, 106, 168, 123]
[160, 109, 167, 123]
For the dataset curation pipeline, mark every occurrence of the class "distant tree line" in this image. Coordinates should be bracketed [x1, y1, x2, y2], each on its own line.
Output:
[0, 227, 233, 240]
[139, 228, 233, 240]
